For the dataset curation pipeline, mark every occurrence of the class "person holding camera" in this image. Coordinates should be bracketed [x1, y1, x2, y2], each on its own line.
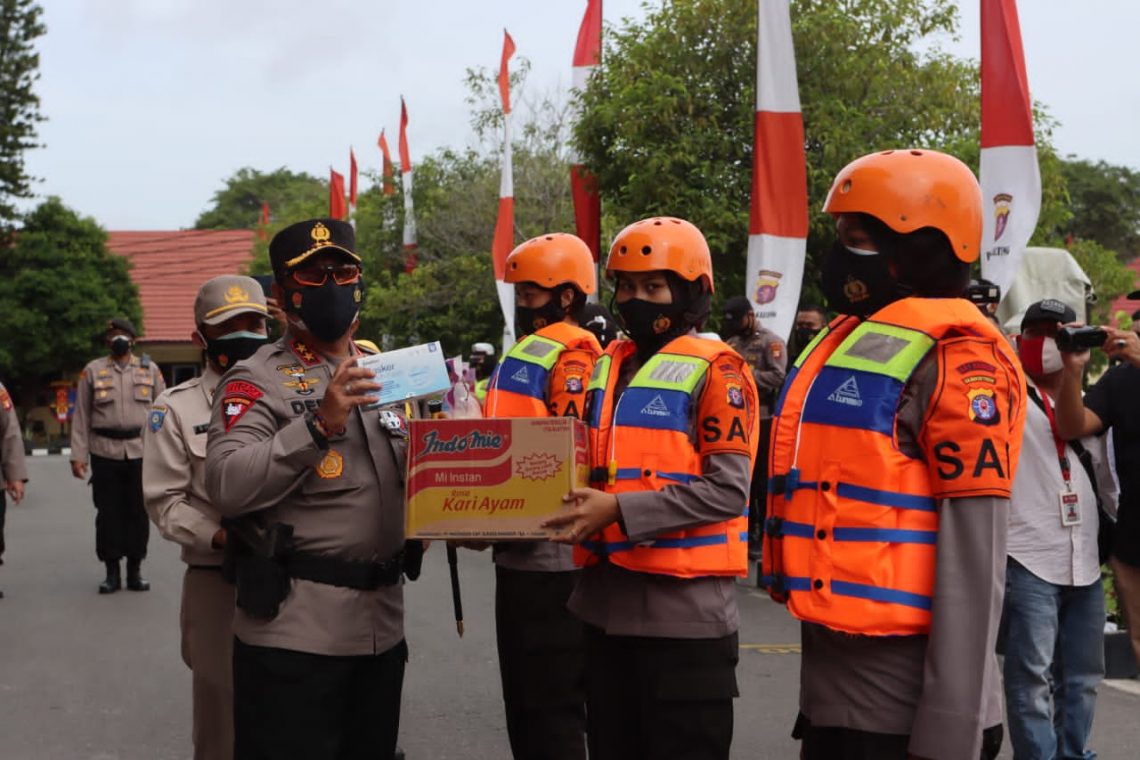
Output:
[1055, 296, 1140, 669]
[1002, 300, 1111, 760]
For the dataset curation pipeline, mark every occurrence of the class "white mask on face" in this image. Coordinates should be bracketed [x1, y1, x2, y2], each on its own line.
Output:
[1041, 337, 1063, 374]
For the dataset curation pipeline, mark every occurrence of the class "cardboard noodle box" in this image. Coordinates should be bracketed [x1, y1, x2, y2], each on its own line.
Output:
[406, 417, 589, 539]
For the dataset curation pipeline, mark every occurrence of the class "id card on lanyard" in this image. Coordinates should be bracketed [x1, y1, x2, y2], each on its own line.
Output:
[1039, 390, 1081, 527]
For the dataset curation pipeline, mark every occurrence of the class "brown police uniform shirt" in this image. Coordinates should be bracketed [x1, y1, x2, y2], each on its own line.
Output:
[798, 356, 1011, 760]
[204, 335, 407, 657]
[70, 354, 166, 462]
[142, 366, 225, 567]
[567, 344, 757, 639]
[727, 326, 787, 418]
[0, 383, 28, 484]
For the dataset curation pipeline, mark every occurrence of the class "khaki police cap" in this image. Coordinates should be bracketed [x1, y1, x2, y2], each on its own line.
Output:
[194, 275, 269, 326]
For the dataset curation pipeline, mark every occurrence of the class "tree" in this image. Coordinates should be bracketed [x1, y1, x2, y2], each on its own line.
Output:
[574, 0, 1071, 305]
[0, 0, 46, 230]
[0, 197, 141, 396]
[1055, 158, 1140, 262]
[194, 166, 327, 231]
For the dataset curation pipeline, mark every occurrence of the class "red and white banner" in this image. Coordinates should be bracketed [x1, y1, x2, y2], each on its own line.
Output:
[329, 168, 347, 220]
[492, 30, 518, 348]
[399, 98, 418, 272]
[377, 129, 395, 196]
[349, 148, 358, 209]
[744, 0, 808, 341]
[979, 0, 1040, 297]
[570, 0, 602, 268]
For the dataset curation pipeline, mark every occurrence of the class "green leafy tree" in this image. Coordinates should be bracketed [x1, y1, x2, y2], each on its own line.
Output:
[0, 197, 140, 396]
[574, 0, 1072, 306]
[0, 0, 45, 229]
[1055, 158, 1140, 262]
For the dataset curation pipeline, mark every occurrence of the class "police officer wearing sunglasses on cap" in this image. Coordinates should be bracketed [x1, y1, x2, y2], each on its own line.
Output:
[205, 218, 412, 760]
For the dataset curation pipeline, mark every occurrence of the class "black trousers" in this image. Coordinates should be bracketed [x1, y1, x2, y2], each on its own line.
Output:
[89, 454, 149, 562]
[0, 490, 6, 561]
[232, 637, 407, 760]
[747, 418, 773, 549]
[583, 625, 738, 760]
[796, 715, 1004, 760]
[495, 566, 586, 760]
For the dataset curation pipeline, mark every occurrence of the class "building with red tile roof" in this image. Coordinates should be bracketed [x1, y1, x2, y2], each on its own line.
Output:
[106, 229, 257, 384]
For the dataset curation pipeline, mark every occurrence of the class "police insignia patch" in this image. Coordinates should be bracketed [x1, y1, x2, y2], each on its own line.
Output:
[149, 407, 166, 432]
[316, 449, 344, 479]
[0, 386, 11, 411]
[726, 383, 745, 409]
[565, 376, 584, 393]
[290, 340, 320, 366]
[967, 388, 1000, 426]
[221, 380, 264, 432]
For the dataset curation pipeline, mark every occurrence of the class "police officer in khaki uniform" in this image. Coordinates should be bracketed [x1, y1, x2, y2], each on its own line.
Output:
[71, 317, 166, 593]
[143, 275, 270, 760]
[205, 219, 410, 760]
[721, 295, 787, 558]
[0, 380, 29, 599]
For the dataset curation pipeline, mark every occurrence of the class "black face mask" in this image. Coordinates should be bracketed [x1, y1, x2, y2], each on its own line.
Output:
[201, 331, 268, 371]
[110, 336, 131, 357]
[821, 239, 904, 318]
[515, 298, 565, 337]
[616, 298, 689, 356]
[792, 326, 821, 351]
[289, 279, 363, 342]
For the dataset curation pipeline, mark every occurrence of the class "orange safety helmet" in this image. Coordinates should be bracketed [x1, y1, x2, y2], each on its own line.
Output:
[504, 233, 597, 295]
[605, 217, 714, 292]
[823, 149, 983, 263]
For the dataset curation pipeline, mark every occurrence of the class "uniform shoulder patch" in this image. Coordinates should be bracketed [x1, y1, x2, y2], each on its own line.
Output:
[221, 380, 264, 432]
[0, 385, 11, 411]
[149, 407, 167, 432]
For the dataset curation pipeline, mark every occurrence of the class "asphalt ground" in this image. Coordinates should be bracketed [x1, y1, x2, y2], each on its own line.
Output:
[1, 456, 1138, 759]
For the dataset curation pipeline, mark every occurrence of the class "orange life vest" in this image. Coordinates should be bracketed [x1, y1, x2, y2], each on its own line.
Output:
[762, 297, 1024, 636]
[573, 335, 755, 578]
[484, 322, 600, 418]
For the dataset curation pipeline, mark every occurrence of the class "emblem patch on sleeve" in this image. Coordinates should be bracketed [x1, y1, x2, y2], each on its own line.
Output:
[221, 380, 264, 432]
[967, 387, 1000, 426]
[149, 407, 167, 432]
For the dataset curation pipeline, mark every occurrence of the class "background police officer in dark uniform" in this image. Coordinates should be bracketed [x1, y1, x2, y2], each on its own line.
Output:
[205, 219, 410, 760]
[71, 317, 165, 593]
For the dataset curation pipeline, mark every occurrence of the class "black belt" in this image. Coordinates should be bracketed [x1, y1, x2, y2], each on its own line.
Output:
[187, 564, 224, 572]
[285, 550, 404, 590]
[93, 427, 142, 440]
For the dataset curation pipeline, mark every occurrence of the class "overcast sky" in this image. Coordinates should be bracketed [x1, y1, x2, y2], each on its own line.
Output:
[20, 0, 1140, 231]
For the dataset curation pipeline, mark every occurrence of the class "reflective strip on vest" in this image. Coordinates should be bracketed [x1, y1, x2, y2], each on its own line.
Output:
[489, 333, 563, 402]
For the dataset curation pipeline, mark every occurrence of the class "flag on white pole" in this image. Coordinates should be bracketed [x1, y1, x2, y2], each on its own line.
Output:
[570, 0, 602, 273]
[979, 0, 1040, 297]
[492, 30, 518, 349]
[744, 0, 808, 341]
[399, 98, 418, 272]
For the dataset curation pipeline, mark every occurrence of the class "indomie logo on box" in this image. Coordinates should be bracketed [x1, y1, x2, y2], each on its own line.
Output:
[412, 419, 512, 464]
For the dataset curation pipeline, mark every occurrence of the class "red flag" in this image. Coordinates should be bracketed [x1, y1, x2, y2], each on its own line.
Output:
[499, 30, 517, 114]
[349, 148, 358, 207]
[377, 129, 394, 196]
[257, 201, 270, 240]
[399, 98, 411, 174]
[571, 1, 603, 261]
[329, 169, 347, 220]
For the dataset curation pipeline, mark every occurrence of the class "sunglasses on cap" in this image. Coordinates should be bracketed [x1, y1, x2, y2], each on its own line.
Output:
[290, 263, 362, 288]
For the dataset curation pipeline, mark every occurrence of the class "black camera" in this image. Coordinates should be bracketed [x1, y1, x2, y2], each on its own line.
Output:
[965, 280, 1000, 306]
[1055, 325, 1106, 352]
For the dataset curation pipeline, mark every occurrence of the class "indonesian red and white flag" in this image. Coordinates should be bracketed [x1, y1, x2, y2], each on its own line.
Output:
[399, 97, 418, 272]
[979, 0, 1040, 296]
[744, 0, 808, 341]
[492, 30, 517, 347]
[349, 148, 358, 208]
[329, 169, 347, 221]
[570, 0, 602, 266]
[377, 129, 395, 196]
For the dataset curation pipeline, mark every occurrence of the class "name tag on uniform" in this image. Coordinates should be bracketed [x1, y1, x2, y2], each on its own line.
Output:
[1059, 489, 1081, 527]
[193, 423, 210, 435]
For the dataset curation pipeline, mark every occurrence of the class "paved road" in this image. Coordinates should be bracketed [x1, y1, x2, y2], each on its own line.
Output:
[1, 456, 1138, 759]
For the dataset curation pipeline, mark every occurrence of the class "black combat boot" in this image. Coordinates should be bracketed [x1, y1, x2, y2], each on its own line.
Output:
[99, 560, 122, 594]
[126, 558, 150, 591]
